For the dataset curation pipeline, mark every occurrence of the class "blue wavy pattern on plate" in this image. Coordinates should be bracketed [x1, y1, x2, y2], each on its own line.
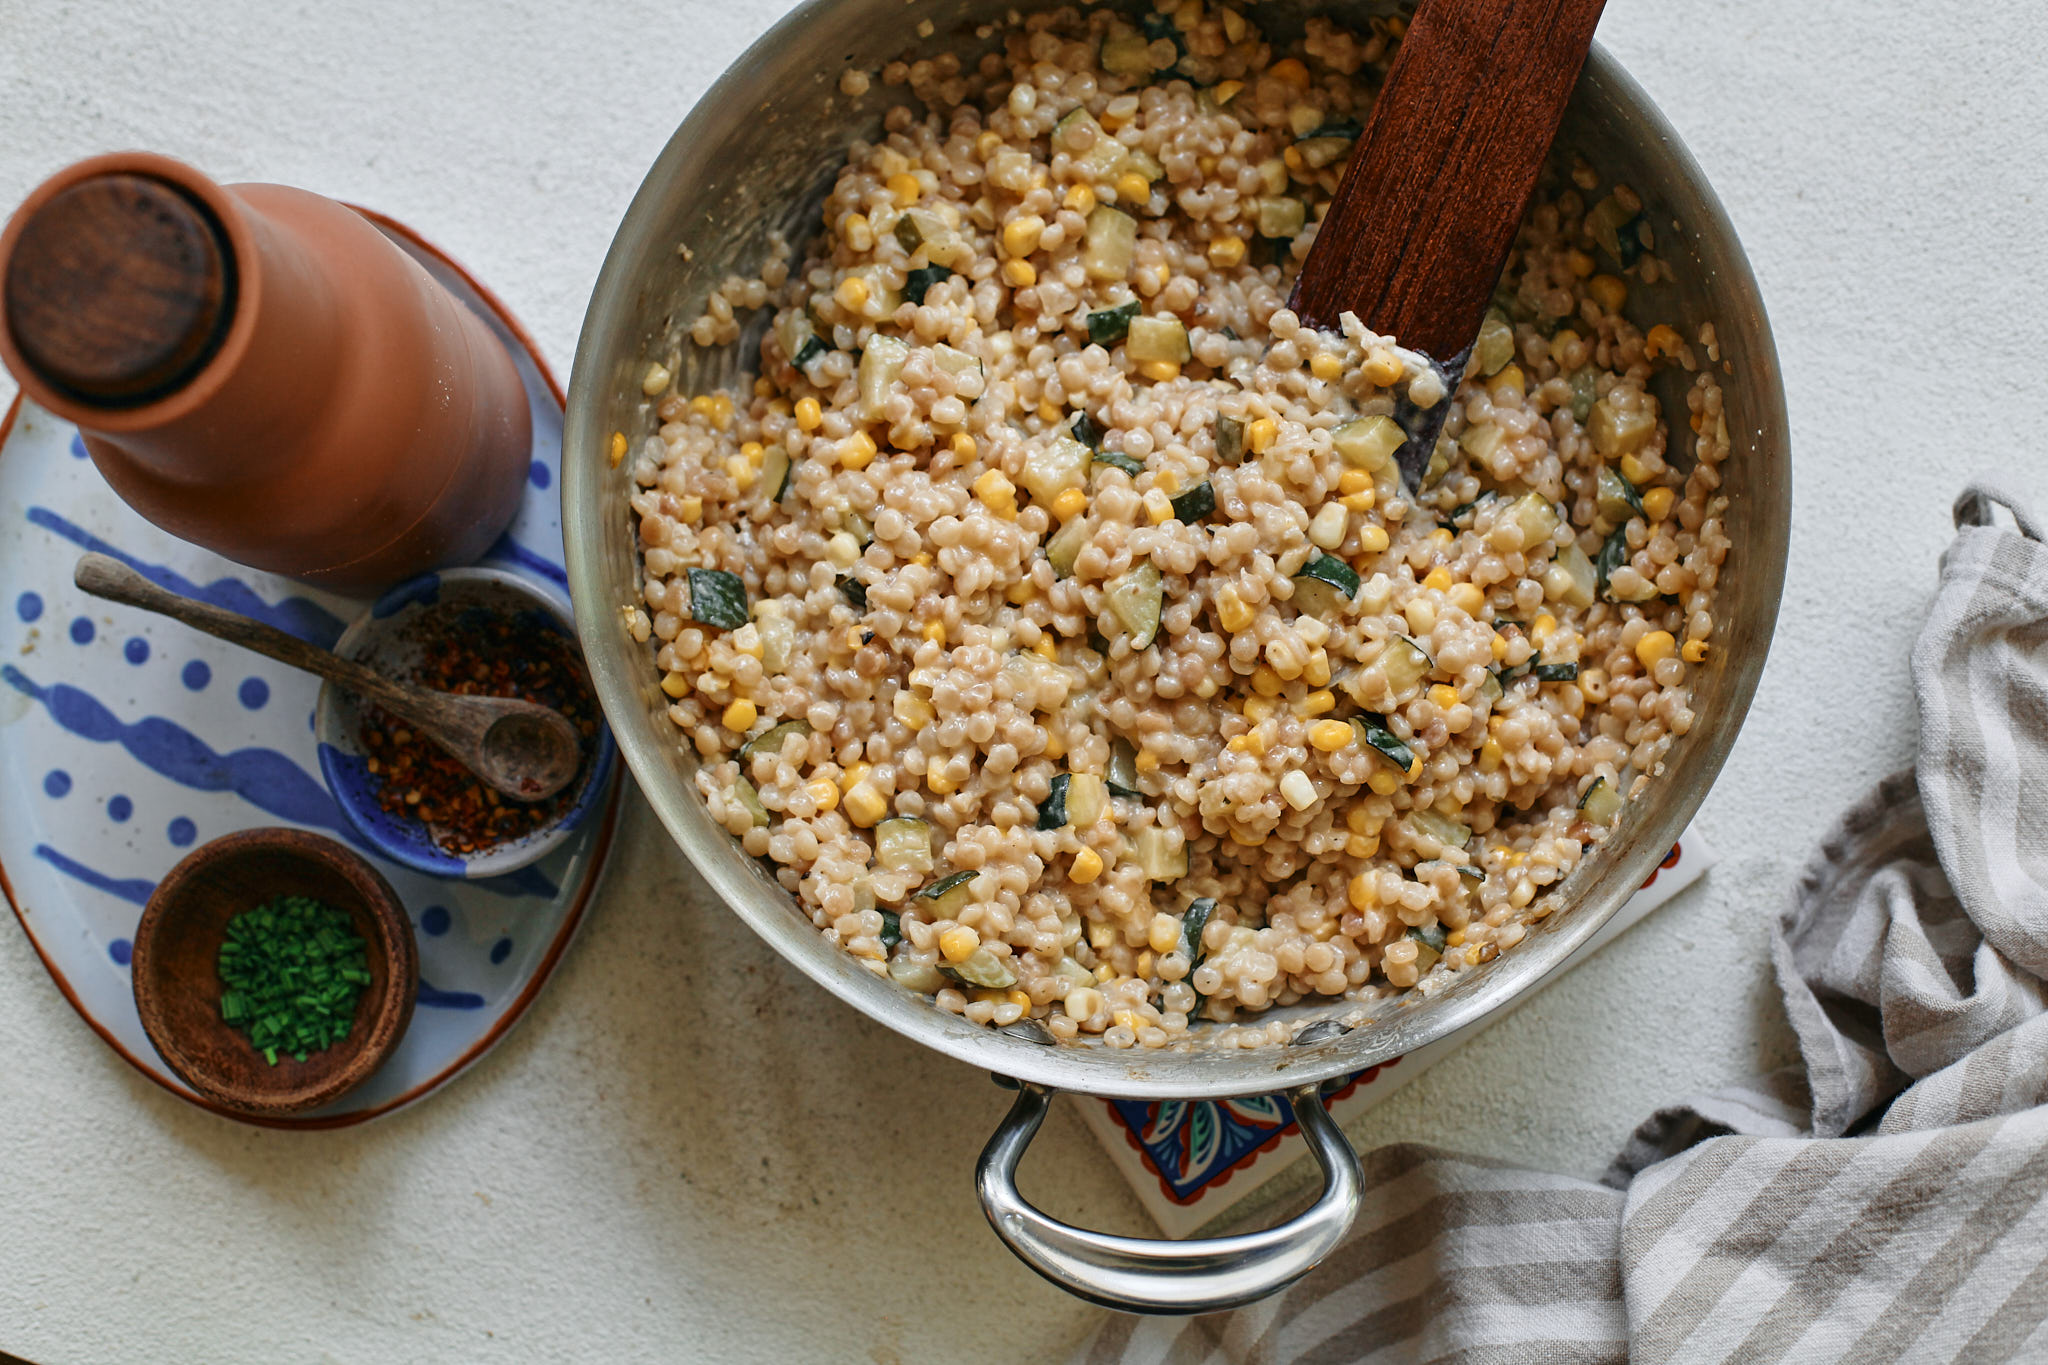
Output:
[0, 217, 615, 1125]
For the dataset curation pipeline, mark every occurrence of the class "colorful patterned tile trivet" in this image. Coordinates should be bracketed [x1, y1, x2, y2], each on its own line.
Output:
[1077, 832, 1718, 1237]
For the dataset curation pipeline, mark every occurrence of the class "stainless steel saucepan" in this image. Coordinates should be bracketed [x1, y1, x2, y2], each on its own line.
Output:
[564, 0, 1788, 1314]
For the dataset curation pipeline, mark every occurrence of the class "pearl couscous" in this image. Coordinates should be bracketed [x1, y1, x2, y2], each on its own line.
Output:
[624, 2, 1731, 1049]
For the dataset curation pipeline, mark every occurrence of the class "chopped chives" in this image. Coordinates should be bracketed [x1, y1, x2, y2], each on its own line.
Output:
[216, 895, 370, 1066]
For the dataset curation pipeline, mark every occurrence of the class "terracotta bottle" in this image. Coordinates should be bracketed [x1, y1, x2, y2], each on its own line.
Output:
[0, 152, 530, 595]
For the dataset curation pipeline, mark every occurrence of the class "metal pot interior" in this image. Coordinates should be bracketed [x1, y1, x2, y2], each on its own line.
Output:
[564, 0, 1789, 1100]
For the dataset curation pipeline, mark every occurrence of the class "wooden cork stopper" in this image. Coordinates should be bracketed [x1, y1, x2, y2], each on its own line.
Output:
[3, 172, 234, 407]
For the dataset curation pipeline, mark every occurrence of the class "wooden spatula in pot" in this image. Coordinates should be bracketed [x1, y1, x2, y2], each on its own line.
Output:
[1290, 0, 1608, 486]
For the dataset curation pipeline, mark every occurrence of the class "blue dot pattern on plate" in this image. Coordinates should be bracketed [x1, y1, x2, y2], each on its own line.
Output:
[528, 459, 552, 489]
[108, 794, 133, 822]
[168, 817, 197, 846]
[16, 591, 42, 622]
[109, 938, 132, 966]
[181, 660, 210, 691]
[124, 637, 150, 664]
[69, 433, 89, 460]
[419, 905, 451, 936]
[489, 937, 512, 965]
[239, 676, 270, 710]
[69, 616, 94, 645]
[44, 769, 72, 798]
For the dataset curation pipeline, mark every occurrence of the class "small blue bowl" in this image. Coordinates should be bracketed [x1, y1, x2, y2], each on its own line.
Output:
[316, 568, 616, 879]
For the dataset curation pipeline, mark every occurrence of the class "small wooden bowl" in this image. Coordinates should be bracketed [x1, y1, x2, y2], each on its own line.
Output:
[131, 828, 419, 1117]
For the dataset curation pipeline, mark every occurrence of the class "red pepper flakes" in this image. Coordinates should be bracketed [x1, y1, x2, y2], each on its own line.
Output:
[358, 604, 598, 855]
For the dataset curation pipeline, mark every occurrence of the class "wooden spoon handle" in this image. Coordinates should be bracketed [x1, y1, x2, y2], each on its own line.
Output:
[72, 552, 446, 732]
[1290, 0, 1608, 354]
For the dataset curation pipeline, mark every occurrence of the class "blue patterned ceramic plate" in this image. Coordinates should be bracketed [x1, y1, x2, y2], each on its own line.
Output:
[0, 213, 621, 1128]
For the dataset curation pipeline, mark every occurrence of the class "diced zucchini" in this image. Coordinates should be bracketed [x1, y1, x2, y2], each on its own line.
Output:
[1424, 432, 1454, 487]
[1132, 826, 1187, 881]
[1595, 525, 1629, 597]
[1066, 773, 1108, 827]
[1569, 366, 1599, 423]
[904, 264, 953, 305]
[1256, 197, 1306, 239]
[1586, 192, 1636, 262]
[887, 951, 947, 994]
[1352, 714, 1415, 772]
[880, 910, 902, 951]
[1380, 635, 1433, 696]
[733, 776, 770, 828]
[1293, 553, 1361, 617]
[1589, 398, 1656, 457]
[775, 311, 819, 369]
[1181, 897, 1215, 966]
[1547, 540, 1597, 610]
[1125, 148, 1165, 183]
[1106, 739, 1142, 798]
[737, 719, 810, 764]
[857, 335, 910, 421]
[1508, 491, 1561, 548]
[761, 443, 792, 501]
[876, 816, 935, 873]
[1596, 463, 1645, 524]
[1104, 560, 1164, 649]
[1410, 808, 1470, 850]
[687, 568, 749, 629]
[1459, 423, 1505, 465]
[1036, 774, 1071, 831]
[1045, 515, 1091, 578]
[837, 576, 868, 610]
[1578, 776, 1623, 825]
[931, 343, 981, 381]
[915, 869, 978, 918]
[894, 207, 969, 267]
[1294, 136, 1352, 171]
[1305, 115, 1362, 141]
[757, 610, 795, 672]
[1408, 920, 1448, 953]
[1214, 415, 1246, 464]
[1472, 309, 1516, 376]
[1020, 434, 1093, 503]
[1126, 316, 1192, 364]
[1070, 411, 1105, 448]
[1406, 927, 1443, 972]
[1083, 206, 1138, 282]
[1479, 671, 1503, 703]
[1086, 300, 1141, 348]
[1100, 30, 1153, 76]
[1092, 449, 1144, 478]
[1333, 415, 1404, 473]
[1534, 661, 1579, 682]
[945, 946, 1017, 989]
[1169, 480, 1215, 524]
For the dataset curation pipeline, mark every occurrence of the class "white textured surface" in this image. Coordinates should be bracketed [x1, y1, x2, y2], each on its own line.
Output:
[2, 2, 2044, 1361]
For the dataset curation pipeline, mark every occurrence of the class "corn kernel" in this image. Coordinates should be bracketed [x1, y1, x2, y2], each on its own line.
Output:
[1064, 985, 1103, 1019]
[1247, 417, 1278, 454]
[1310, 353, 1343, 382]
[1579, 667, 1609, 702]
[1422, 567, 1454, 592]
[1280, 770, 1317, 811]
[1346, 807, 1379, 835]
[911, 553, 932, 567]
[1226, 734, 1248, 753]
[1490, 633, 1509, 661]
[925, 765, 956, 795]
[1363, 349, 1403, 386]
[1478, 737, 1505, 772]
[1303, 649, 1331, 687]
[1301, 689, 1336, 717]
[1645, 323, 1683, 360]
[1064, 183, 1097, 214]
[660, 671, 690, 699]
[1004, 577, 1037, 605]
[940, 925, 980, 963]
[1357, 524, 1390, 553]
[1208, 233, 1247, 268]
[1001, 258, 1037, 289]
[609, 430, 628, 467]
[805, 778, 839, 813]
[1337, 470, 1370, 495]
[1428, 684, 1460, 710]
[1006, 988, 1032, 1012]
[679, 495, 703, 523]
[1133, 747, 1161, 775]
[1037, 403, 1062, 425]
[894, 691, 934, 730]
[1635, 630, 1677, 668]
[1114, 171, 1152, 205]
[840, 430, 878, 471]
[741, 440, 765, 466]
[1641, 486, 1676, 521]
[1682, 639, 1710, 664]
[1448, 582, 1485, 617]
[688, 395, 716, 419]
[1033, 636, 1059, 664]
[1216, 585, 1254, 633]
[722, 699, 758, 732]
[1589, 274, 1628, 312]
[843, 781, 888, 827]
[1138, 359, 1182, 383]
[839, 211, 873, 249]
[1042, 727, 1065, 759]
[1619, 451, 1653, 487]
[1047, 486, 1087, 523]
[1142, 488, 1173, 524]
[1214, 73, 1245, 101]
[923, 621, 947, 643]
[886, 172, 922, 206]
[1348, 873, 1375, 910]
[1270, 56, 1310, 85]
[1565, 248, 1596, 278]
[951, 432, 977, 459]
[1366, 766, 1402, 796]
[976, 130, 1002, 157]
[1244, 694, 1277, 723]
[973, 468, 1017, 516]
[1309, 719, 1353, 751]
[1147, 913, 1181, 955]
[1003, 214, 1046, 259]
[1250, 666, 1283, 698]
[1532, 613, 1558, 644]
[795, 397, 823, 430]
[835, 275, 870, 312]
[1071, 847, 1105, 884]
[641, 363, 673, 397]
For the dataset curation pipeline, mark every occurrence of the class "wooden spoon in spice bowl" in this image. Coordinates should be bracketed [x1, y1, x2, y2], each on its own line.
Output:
[74, 553, 583, 802]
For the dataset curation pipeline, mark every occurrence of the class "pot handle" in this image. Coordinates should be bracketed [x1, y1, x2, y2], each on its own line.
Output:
[975, 1080, 1362, 1314]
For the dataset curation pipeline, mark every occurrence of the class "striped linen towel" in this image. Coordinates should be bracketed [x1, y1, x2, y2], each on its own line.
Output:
[1074, 481, 2048, 1365]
